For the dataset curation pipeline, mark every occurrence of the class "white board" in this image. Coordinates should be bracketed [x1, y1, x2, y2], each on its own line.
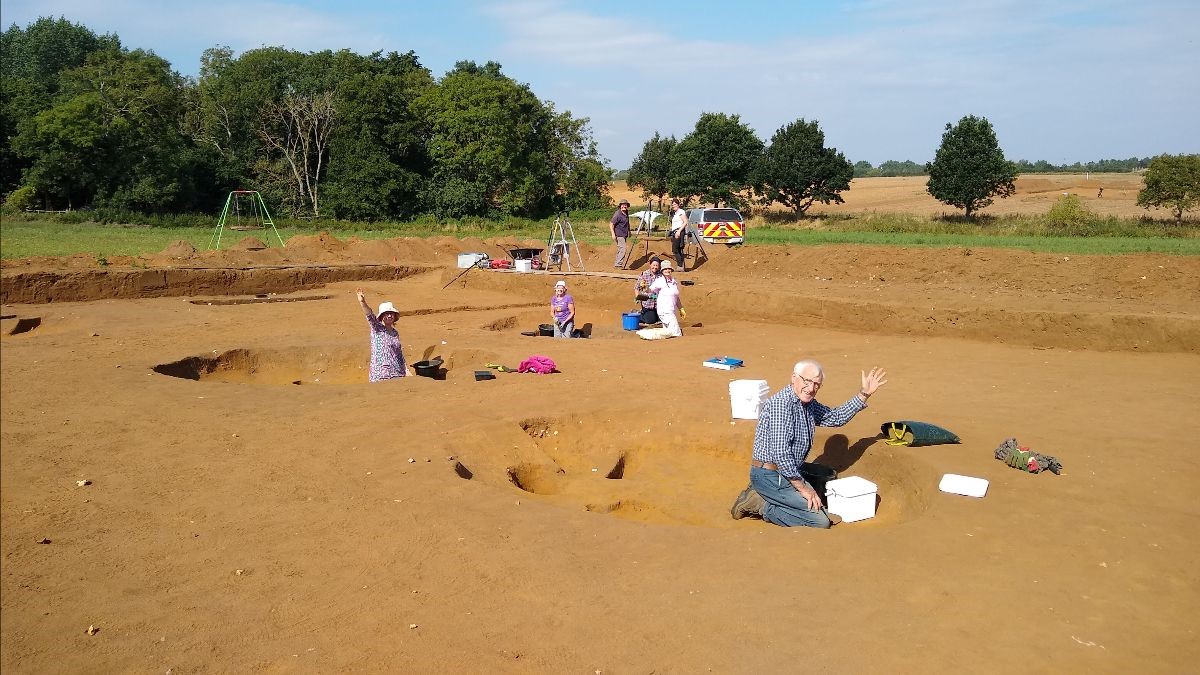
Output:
[939, 473, 989, 498]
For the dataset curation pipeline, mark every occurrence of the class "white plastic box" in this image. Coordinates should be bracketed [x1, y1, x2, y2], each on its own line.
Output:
[939, 473, 988, 497]
[825, 476, 878, 523]
[457, 253, 486, 269]
[514, 259, 532, 272]
[729, 379, 770, 420]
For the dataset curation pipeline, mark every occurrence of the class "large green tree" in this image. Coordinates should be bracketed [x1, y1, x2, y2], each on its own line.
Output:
[0, 17, 120, 197]
[322, 51, 434, 220]
[1136, 154, 1200, 224]
[626, 132, 676, 201]
[416, 61, 556, 218]
[545, 106, 610, 212]
[926, 115, 1017, 217]
[757, 118, 853, 216]
[669, 113, 763, 207]
[13, 46, 192, 211]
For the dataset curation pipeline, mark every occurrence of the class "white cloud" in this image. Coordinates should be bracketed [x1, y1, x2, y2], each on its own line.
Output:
[485, 0, 1200, 166]
[5, 0, 392, 71]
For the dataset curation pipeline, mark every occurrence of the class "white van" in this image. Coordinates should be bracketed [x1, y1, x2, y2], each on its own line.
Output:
[687, 207, 746, 245]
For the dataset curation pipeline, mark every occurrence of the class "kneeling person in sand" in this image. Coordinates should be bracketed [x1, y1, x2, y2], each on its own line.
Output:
[731, 360, 887, 527]
[637, 260, 683, 340]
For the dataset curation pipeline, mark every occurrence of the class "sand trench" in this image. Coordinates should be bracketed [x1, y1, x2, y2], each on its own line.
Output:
[2, 231, 1199, 673]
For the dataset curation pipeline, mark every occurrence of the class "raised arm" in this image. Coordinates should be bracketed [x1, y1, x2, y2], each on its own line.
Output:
[356, 289, 378, 323]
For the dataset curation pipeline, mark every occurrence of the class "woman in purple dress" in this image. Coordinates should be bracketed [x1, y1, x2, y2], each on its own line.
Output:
[356, 289, 409, 381]
[550, 280, 575, 338]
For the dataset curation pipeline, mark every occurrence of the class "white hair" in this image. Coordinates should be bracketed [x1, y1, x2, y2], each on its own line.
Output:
[792, 359, 823, 377]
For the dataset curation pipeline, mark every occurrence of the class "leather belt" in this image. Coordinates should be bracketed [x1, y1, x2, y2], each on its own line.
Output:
[751, 459, 779, 471]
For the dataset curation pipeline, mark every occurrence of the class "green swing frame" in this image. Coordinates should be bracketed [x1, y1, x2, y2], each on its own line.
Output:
[209, 190, 285, 250]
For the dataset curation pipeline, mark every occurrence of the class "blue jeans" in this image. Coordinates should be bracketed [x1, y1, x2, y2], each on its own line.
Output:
[750, 466, 832, 529]
[554, 319, 574, 338]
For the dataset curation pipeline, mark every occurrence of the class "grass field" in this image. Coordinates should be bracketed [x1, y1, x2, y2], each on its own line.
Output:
[3, 175, 1197, 259]
[4, 218, 1198, 259]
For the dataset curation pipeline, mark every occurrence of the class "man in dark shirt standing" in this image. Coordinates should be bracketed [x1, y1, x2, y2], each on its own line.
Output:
[731, 359, 887, 527]
[610, 199, 631, 269]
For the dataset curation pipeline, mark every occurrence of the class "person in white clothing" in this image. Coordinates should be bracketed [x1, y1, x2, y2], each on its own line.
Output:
[639, 259, 683, 339]
[669, 198, 688, 269]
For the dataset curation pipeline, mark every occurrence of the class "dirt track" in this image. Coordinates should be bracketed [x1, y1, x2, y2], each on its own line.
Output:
[2, 233, 1199, 672]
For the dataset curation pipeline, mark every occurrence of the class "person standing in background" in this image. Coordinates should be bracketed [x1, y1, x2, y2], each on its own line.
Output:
[670, 199, 688, 270]
[611, 199, 631, 269]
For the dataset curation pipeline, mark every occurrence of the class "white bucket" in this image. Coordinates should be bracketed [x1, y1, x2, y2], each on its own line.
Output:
[514, 259, 532, 273]
[729, 379, 770, 419]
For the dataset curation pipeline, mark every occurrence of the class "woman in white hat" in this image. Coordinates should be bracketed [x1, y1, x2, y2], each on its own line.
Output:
[550, 279, 575, 338]
[646, 259, 683, 338]
[356, 289, 409, 381]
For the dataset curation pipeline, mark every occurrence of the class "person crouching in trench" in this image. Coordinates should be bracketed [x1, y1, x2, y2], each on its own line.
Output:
[550, 279, 575, 338]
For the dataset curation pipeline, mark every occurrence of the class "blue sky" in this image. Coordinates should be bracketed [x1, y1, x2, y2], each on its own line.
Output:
[5, 0, 1197, 169]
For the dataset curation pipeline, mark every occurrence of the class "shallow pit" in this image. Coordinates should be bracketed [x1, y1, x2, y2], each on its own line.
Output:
[153, 347, 364, 385]
[462, 419, 936, 528]
[3, 316, 42, 336]
[154, 346, 503, 385]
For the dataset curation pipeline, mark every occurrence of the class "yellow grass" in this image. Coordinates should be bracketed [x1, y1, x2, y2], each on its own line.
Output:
[611, 173, 1152, 218]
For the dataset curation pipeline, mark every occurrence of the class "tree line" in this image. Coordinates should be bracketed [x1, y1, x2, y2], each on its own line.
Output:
[0, 17, 611, 219]
[626, 113, 855, 216]
[851, 156, 1156, 178]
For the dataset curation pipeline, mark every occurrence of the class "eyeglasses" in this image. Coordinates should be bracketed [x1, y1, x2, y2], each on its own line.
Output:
[795, 374, 823, 390]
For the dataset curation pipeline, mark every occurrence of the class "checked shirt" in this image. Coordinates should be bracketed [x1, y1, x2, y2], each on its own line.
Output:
[751, 386, 867, 480]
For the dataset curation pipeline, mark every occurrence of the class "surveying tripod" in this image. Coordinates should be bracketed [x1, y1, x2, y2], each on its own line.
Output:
[681, 222, 709, 271]
[620, 198, 664, 269]
[546, 212, 585, 271]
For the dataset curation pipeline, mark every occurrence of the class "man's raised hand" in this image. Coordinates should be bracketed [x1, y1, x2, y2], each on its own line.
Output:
[861, 367, 888, 396]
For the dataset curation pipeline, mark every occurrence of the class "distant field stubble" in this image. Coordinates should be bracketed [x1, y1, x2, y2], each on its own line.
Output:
[611, 173, 1155, 219]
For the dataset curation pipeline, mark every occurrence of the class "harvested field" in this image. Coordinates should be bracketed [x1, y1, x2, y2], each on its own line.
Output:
[612, 173, 1157, 219]
[2, 232, 1198, 672]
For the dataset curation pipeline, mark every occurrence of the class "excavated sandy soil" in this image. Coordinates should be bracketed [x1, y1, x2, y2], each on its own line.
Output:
[2, 231, 1198, 673]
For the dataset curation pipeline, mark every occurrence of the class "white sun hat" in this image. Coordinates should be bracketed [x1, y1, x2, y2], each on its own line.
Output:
[377, 302, 399, 318]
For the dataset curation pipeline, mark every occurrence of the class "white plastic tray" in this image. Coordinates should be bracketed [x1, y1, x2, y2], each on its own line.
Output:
[939, 473, 989, 498]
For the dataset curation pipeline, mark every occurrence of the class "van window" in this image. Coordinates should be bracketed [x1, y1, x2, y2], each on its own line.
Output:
[699, 209, 743, 222]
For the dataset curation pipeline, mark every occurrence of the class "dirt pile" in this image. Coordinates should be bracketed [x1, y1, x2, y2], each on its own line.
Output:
[160, 240, 198, 258]
[230, 236, 267, 251]
[285, 231, 349, 260]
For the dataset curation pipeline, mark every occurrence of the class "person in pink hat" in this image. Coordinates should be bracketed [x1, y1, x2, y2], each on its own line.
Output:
[356, 289, 409, 381]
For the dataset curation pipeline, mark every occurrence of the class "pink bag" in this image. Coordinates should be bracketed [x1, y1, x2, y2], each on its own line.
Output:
[518, 355, 556, 374]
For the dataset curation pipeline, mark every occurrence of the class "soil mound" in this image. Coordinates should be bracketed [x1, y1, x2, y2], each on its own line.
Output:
[160, 240, 197, 258]
[390, 237, 439, 264]
[345, 238, 401, 264]
[286, 231, 348, 257]
[230, 236, 268, 251]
